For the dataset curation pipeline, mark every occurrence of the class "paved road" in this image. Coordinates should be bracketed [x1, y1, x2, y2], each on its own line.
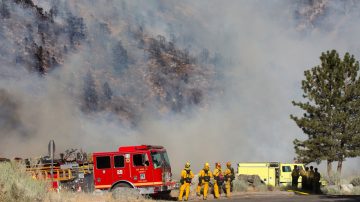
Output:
[191, 195, 360, 202]
[165, 191, 360, 202]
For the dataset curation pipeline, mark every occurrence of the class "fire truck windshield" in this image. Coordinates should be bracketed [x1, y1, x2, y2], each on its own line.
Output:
[150, 151, 170, 169]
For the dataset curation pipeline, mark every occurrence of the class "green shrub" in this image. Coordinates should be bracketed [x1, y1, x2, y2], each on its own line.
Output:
[350, 177, 360, 187]
[323, 173, 341, 185]
[232, 179, 248, 192]
[0, 162, 47, 202]
[321, 186, 342, 195]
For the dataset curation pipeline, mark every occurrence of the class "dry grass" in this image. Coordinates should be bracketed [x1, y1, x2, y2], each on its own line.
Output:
[0, 162, 155, 202]
[0, 162, 47, 202]
[350, 177, 360, 187]
[44, 191, 153, 202]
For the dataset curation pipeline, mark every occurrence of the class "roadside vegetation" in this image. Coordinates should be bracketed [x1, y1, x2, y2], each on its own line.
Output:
[232, 178, 274, 192]
[291, 50, 360, 177]
[0, 162, 153, 202]
[1, 161, 359, 202]
[321, 175, 360, 195]
[0, 162, 47, 202]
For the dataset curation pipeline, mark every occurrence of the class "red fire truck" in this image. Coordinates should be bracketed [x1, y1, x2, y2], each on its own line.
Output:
[92, 145, 175, 194]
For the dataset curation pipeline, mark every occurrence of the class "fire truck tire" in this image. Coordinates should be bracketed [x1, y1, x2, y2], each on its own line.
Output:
[112, 183, 141, 200]
[161, 190, 171, 197]
[111, 182, 132, 190]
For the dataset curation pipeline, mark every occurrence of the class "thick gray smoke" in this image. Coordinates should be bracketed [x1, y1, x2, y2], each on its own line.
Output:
[0, 0, 359, 176]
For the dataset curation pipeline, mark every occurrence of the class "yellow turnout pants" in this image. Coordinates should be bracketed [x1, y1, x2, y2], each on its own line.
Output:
[196, 182, 209, 199]
[178, 182, 191, 201]
[225, 180, 231, 197]
[213, 181, 220, 198]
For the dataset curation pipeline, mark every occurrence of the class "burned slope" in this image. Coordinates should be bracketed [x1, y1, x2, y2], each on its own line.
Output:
[0, 0, 219, 128]
[0, 0, 86, 75]
[80, 31, 217, 125]
[294, 0, 360, 31]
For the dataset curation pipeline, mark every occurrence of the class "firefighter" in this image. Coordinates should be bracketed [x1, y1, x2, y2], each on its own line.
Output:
[313, 168, 321, 194]
[213, 162, 224, 199]
[227, 162, 236, 192]
[291, 165, 300, 188]
[299, 166, 307, 189]
[302, 167, 309, 190]
[224, 162, 234, 198]
[178, 162, 194, 201]
[308, 166, 315, 191]
[309, 166, 315, 190]
[196, 162, 213, 200]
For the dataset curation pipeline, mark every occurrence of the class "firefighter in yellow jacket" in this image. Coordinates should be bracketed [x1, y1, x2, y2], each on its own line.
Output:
[213, 162, 224, 199]
[224, 162, 234, 198]
[178, 162, 194, 201]
[196, 162, 213, 200]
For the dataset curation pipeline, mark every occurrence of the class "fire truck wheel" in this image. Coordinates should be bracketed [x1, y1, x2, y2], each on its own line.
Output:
[111, 182, 132, 190]
[112, 183, 141, 200]
[161, 190, 172, 198]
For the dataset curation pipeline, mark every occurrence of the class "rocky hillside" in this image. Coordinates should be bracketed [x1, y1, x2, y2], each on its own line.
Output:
[0, 0, 221, 129]
[0, 0, 358, 135]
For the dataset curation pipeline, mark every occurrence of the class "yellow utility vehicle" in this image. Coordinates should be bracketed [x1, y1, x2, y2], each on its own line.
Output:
[237, 162, 304, 187]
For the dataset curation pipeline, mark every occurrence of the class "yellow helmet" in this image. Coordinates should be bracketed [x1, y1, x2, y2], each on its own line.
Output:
[204, 162, 210, 170]
[185, 162, 191, 169]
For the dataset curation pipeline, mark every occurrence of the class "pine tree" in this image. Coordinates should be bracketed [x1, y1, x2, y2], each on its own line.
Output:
[291, 50, 360, 177]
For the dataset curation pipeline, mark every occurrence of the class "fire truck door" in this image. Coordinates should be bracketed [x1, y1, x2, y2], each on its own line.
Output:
[94, 155, 113, 189]
[280, 164, 292, 186]
[131, 153, 154, 186]
[268, 167, 277, 186]
[112, 155, 129, 183]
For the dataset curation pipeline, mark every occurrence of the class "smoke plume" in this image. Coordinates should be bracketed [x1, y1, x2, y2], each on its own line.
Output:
[0, 0, 359, 176]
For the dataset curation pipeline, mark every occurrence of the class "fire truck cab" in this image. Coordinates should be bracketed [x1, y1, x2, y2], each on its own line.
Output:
[92, 145, 175, 194]
[237, 162, 305, 187]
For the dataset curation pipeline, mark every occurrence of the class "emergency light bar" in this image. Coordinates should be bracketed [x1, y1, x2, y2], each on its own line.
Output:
[118, 145, 164, 152]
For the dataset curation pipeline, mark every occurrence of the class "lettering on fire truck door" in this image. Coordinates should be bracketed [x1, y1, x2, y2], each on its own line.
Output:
[131, 153, 153, 184]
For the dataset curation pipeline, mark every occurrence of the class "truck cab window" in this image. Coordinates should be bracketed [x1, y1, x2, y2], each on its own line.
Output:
[151, 152, 162, 169]
[114, 155, 124, 168]
[133, 154, 149, 167]
[282, 166, 291, 172]
[96, 156, 111, 169]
